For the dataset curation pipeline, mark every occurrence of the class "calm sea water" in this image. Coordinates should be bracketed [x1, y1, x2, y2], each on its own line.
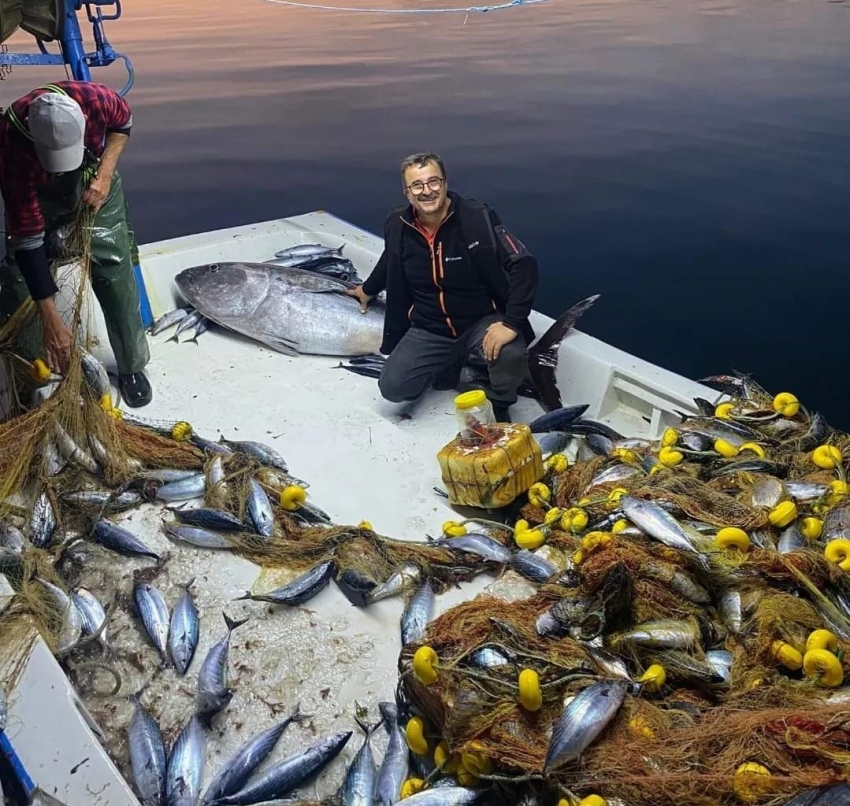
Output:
[2, 0, 850, 425]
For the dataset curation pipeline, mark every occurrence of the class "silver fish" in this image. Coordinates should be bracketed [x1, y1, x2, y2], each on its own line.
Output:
[588, 463, 640, 489]
[0, 523, 25, 554]
[173, 261, 385, 357]
[275, 242, 346, 260]
[375, 702, 409, 806]
[609, 619, 701, 652]
[169, 507, 245, 532]
[54, 422, 100, 475]
[534, 431, 570, 458]
[221, 440, 289, 473]
[136, 468, 200, 483]
[749, 477, 786, 510]
[706, 649, 733, 686]
[81, 350, 111, 398]
[642, 562, 710, 604]
[134, 582, 170, 658]
[467, 646, 514, 668]
[166, 714, 206, 806]
[719, 589, 744, 635]
[510, 550, 558, 583]
[29, 490, 57, 548]
[394, 788, 481, 806]
[581, 641, 632, 680]
[150, 306, 190, 335]
[367, 564, 421, 604]
[128, 693, 167, 806]
[215, 731, 352, 805]
[92, 519, 160, 560]
[186, 316, 211, 344]
[201, 705, 305, 806]
[165, 524, 235, 550]
[785, 481, 829, 504]
[401, 581, 435, 646]
[544, 679, 629, 772]
[192, 434, 234, 456]
[196, 612, 249, 726]
[823, 502, 850, 541]
[340, 716, 379, 806]
[167, 309, 203, 343]
[236, 560, 335, 606]
[433, 533, 511, 564]
[42, 437, 68, 476]
[778, 524, 806, 554]
[72, 587, 108, 647]
[38, 578, 83, 655]
[62, 489, 143, 513]
[585, 433, 614, 457]
[157, 473, 206, 503]
[620, 496, 705, 556]
[169, 580, 200, 676]
[247, 478, 275, 537]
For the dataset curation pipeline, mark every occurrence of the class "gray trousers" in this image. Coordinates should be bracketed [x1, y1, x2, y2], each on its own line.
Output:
[378, 315, 528, 406]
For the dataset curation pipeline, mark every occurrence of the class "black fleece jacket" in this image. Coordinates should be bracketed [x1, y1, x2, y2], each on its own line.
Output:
[363, 192, 538, 355]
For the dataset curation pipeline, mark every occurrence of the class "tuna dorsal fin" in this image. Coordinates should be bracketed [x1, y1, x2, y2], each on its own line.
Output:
[528, 294, 600, 412]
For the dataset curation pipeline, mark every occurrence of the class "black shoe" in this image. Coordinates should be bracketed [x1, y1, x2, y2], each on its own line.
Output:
[492, 403, 512, 423]
[118, 372, 152, 408]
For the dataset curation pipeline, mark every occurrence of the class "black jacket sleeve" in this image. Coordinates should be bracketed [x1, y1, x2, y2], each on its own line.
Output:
[17, 243, 58, 301]
[362, 249, 388, 298]
[488, 209, 538, 333]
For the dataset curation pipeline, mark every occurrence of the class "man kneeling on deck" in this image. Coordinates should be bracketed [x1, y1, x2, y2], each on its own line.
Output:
[346, 151, 538, 423]
[0, 80, 152, 407]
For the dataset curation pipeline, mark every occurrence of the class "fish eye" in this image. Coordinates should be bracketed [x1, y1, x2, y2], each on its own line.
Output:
[210, 264, 219, 273]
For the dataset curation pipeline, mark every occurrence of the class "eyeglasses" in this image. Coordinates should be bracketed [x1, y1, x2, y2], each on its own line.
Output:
[406, 177, 445, 195]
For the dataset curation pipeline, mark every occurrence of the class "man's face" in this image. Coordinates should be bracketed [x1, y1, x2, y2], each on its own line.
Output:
[403, 161, 448, 218]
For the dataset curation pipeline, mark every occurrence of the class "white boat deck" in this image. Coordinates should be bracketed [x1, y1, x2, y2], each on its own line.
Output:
[0, 211, 722, 804]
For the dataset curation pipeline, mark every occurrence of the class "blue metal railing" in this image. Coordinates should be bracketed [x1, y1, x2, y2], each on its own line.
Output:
[0, 2, 134, 95]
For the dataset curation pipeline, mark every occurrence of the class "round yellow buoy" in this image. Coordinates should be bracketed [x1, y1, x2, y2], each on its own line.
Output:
[812, 444, 843, 469]
[733, 762, 773, 803]
[412, 646, 439, 685]
[803, 649, 844, 687]
[518, 668, 542, 711]
[772, 392, 800, 417]
[771, 640, 803, 671]
[715, 527, 751, 552]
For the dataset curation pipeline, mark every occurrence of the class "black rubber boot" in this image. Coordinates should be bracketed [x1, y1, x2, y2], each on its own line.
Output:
[118, 371, 152, 408]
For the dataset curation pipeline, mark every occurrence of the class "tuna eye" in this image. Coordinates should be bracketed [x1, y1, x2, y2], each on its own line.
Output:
[210, 264, 219, 273]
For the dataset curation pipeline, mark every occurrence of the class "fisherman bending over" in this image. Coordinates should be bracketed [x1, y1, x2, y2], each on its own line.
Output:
[0, 80, 152, 407]
[346, 152, 538, 422]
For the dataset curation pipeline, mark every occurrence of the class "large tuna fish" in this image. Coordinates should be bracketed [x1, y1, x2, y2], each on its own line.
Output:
[174, 262, 385, 357]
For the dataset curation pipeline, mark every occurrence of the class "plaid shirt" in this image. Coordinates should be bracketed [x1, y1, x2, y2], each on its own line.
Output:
[0, 81, 133, 239]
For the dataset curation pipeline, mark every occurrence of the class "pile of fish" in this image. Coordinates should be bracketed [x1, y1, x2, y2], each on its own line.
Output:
[7, 361, 850, 806]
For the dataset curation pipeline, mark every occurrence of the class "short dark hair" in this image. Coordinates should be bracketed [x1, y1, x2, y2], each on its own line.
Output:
[400, 152, 446, 186]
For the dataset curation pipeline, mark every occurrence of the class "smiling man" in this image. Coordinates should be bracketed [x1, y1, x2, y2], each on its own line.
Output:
[346, 151, 538, 422]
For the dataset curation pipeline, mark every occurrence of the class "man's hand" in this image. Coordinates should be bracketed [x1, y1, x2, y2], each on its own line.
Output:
[482, 321, 517, 363]
[36, 299, 72, 375]
[81, 171, 112, 213]
[345, 285, 373, 314]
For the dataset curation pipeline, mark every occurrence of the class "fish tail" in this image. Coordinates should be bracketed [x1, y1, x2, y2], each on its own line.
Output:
[223, 611, 250, 632]
[528, 294, 600, 412]
[232, 591, 254, 601]
[353, 710, 383, 738]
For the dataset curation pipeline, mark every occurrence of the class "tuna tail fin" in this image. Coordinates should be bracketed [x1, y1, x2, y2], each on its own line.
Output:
[527, 294, 600, 412]
[353, 707, 384, 738]
[223, 611, 250, 632]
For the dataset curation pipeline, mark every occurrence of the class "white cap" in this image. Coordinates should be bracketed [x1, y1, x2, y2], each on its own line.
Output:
[28, 93, 86, 173]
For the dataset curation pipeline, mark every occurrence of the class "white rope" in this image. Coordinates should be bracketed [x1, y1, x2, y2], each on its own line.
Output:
[259, 0, 547, 19]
